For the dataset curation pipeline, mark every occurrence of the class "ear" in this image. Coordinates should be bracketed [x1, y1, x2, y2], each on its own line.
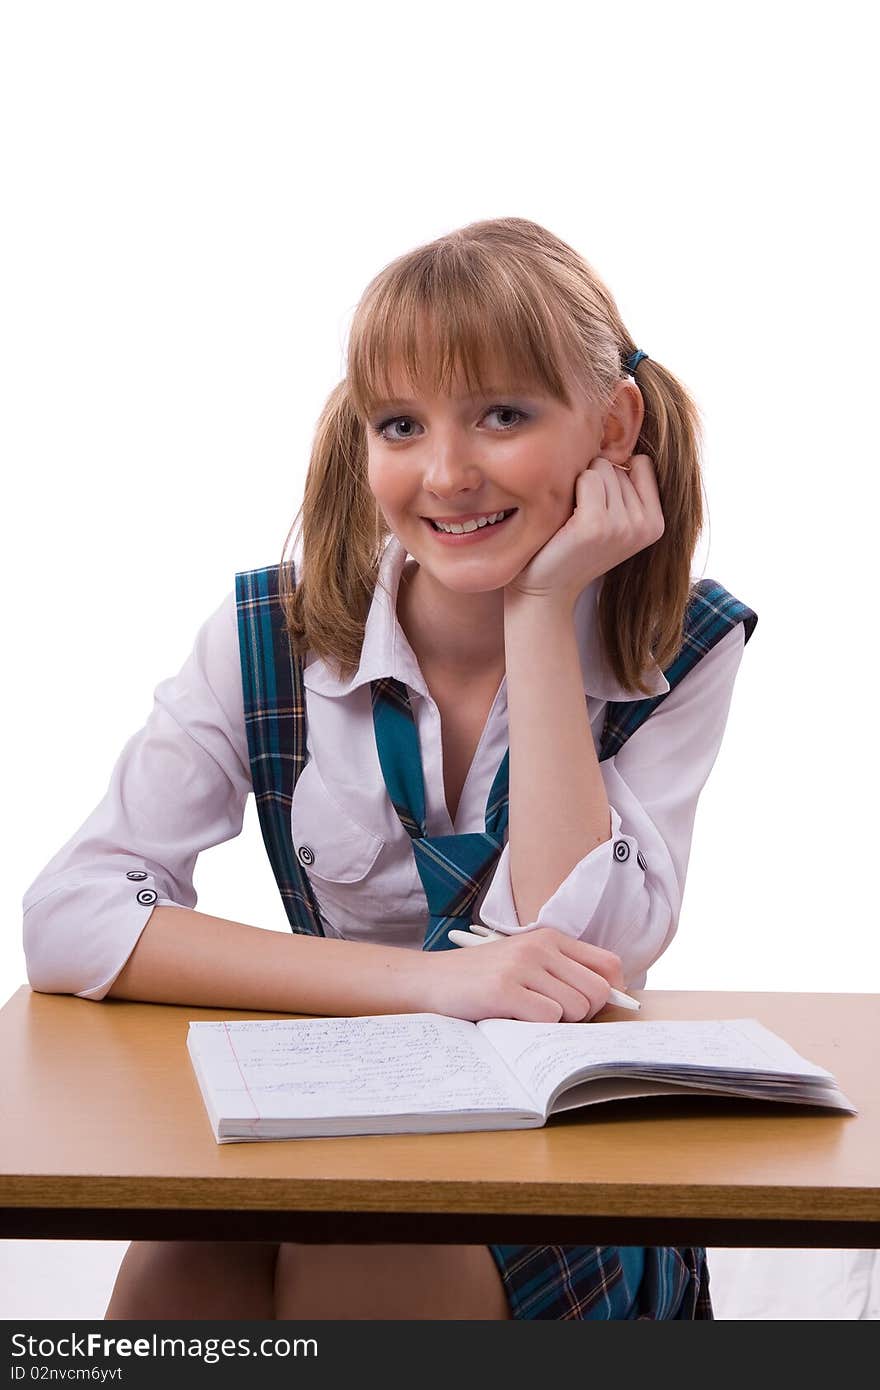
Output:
[598, 381, 644, 464]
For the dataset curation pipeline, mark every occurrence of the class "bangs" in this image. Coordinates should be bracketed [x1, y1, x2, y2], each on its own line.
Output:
[346, 240, 584, 420]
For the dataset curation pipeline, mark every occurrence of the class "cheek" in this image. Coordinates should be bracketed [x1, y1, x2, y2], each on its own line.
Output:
[367, 452, 412, 495]
[539, 468, 580, 511]
[545, 481, 570, 506]
[505, 443, 576, 505]
[366, 451, 382, 493]
[367, 459, 398, 507]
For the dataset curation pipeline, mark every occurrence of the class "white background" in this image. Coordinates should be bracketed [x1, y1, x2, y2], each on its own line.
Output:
[2, 0, 878, 1321]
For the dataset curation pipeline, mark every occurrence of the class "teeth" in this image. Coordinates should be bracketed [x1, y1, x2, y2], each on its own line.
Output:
[433, 510, 510, 534]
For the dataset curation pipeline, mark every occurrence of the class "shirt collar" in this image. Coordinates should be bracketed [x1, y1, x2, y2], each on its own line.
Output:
[302, 533, 669, 703]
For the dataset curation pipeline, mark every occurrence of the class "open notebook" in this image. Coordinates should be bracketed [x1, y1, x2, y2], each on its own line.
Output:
[186, 1014, 856, 1143]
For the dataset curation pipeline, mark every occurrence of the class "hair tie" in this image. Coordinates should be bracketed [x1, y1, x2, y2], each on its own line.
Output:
[624, 349, 649, 374]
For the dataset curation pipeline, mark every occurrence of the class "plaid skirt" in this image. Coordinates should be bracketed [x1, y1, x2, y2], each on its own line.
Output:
[487, 1244, 713, 1320]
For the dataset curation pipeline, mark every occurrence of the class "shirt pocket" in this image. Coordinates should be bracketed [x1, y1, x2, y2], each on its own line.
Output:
[289, 757, 424, 946]
[291, 758, 384, 885]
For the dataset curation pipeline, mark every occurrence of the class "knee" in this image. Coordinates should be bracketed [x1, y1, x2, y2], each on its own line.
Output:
[105, 1241, 280, 1321]
[275, 1242, 511, 1320]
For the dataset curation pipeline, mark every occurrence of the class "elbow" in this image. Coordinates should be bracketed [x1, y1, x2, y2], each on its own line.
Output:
[23, 909, 99, 999]
[22, 896, 68, 996]
[608, 884, 678, 989]
[22, 885, 136, 1001]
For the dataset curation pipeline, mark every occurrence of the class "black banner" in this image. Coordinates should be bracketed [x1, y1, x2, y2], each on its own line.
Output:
[2, 1320, 848, 1387]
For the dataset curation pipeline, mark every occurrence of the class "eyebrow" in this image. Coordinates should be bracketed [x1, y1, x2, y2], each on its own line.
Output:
[370, 386, 539, 409]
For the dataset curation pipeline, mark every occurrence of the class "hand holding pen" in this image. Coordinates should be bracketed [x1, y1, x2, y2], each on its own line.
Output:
[448, 924, 641, 1012]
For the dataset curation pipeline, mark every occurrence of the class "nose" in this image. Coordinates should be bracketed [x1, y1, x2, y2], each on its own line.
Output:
[421, 431, 484, 497]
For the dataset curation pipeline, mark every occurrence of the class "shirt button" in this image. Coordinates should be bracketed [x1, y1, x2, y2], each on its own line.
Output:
[637, 850, 647, 871]
[126, 871, 148, 881]
[297, 845, 315, 867]
[136, 889, 158, 905]
[613, 840, 630, 863]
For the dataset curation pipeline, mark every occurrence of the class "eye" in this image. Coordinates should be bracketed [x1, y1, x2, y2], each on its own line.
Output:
[370, 404, 529, 442]
[371, 416, 418, 442]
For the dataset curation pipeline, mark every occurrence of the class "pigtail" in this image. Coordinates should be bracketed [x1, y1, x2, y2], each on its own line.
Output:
[278, 380, 387, 684]
[597, 353, 705, 696]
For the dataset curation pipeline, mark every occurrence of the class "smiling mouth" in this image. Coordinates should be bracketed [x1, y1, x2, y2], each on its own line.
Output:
[424, 509, 517, 533]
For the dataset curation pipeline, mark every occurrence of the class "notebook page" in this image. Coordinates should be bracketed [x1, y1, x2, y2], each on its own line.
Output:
[187, 1013, 536, 1121]
[476, 1018, 835, 1116]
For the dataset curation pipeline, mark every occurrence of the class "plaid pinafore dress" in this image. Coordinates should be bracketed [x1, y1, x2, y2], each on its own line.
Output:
[234, 562, 758, 1320]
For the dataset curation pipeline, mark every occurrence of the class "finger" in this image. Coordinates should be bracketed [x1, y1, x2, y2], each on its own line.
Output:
[622, 456, 665, 540]
[602, 454, 658, 527]
[514, 987, 565, 1024]
[537, 957, 613, 1018]
[553, 933, 626, 990]
[624, 454, 662, 509]
[597, 455, 653, 525]
[586, 456, 628, 519]
[574, 465, 607, 512]
[535, 970, 605, 1022]
[606, 458, 644, 522]
[516, 932, 623, 1014]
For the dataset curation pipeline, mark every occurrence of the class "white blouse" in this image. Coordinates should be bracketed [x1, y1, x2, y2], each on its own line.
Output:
[22, 534, 748, 1000]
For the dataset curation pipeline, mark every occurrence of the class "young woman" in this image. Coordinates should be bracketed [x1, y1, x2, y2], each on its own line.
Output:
[23, 216, 756, 1319]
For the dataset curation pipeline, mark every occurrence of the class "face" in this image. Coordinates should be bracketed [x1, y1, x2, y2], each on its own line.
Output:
[364, 362, 630, 595]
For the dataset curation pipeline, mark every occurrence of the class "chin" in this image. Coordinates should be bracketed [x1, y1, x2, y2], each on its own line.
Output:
[429, 566, 517, 596]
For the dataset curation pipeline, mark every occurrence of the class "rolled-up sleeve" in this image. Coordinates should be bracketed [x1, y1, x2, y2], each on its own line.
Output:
[476, 622, 747, 988]
[22, 590, 251, 1000]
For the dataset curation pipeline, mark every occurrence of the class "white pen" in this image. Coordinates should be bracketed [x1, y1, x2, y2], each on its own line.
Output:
[447, 926, 642, 1011]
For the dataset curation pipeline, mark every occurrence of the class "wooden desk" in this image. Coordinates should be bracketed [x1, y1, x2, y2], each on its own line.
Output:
[1, 987, 877, 1247]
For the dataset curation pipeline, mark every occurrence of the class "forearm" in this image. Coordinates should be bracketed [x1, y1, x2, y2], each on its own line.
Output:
[503, 593, 611, 927]
[105, 905, 430, 1016]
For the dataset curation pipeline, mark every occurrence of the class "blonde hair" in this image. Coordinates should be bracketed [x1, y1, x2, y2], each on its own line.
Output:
[279, 216, 704, 696]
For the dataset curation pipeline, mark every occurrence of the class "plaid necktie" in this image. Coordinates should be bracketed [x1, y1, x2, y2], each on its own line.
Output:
[371, 676, 510, 952]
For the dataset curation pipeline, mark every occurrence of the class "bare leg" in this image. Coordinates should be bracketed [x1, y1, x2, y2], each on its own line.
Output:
[274, 1243, 511, 1320]
[105, 1241, 280, 1320]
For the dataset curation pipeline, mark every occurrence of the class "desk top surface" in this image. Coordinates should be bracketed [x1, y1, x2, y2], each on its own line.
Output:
[1, 986, 877, 1223]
